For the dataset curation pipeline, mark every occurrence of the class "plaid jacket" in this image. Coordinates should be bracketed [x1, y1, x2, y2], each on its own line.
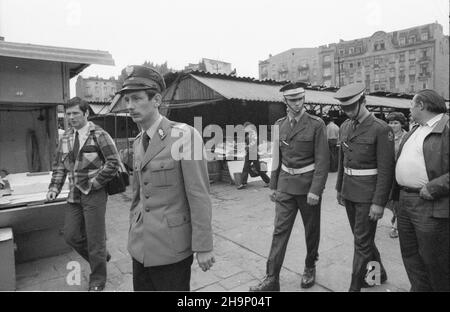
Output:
[49, 122, 120, 203]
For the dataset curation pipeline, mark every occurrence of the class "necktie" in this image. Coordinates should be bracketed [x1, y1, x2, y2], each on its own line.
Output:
[290, 118, 297, 129]
[72, 131, 80, 160]
[352, 120, 359, 131]
[142, 131, 150, 152]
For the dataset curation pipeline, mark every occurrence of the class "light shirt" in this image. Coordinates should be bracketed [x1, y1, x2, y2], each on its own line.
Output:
[73, 122, 90, 150]
[395, 114, 444, 188]
[143, 115, 163, 140]
[326, 121, 340, 140]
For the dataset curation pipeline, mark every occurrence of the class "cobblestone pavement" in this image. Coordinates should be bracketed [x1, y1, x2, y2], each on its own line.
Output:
[14, 173, 410, 292]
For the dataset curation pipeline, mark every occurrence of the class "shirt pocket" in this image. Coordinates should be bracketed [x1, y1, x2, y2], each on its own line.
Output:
[353, 137, 375, 156]
[293, 134, 314, 153]
[150, 159, 177, 187]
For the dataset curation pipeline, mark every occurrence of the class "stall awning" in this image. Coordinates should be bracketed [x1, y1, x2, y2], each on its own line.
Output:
[0, 40, 115, 77]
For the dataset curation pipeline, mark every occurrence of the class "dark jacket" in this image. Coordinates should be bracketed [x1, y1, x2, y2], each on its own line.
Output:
[336, 114, 395, 206]
[270, 112, 329, 196]
[392, 114, 449, 218]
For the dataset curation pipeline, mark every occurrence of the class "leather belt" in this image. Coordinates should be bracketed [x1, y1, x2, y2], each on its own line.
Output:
[399, 186, 421, 193]
[344, 167, 378, 176]
[281, 163, 315, 175]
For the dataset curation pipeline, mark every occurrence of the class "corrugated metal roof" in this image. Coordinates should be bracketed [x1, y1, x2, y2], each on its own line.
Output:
[191, 74, 283, 102]
[0, 41, 114, 68]
[89, 103, 110, 115]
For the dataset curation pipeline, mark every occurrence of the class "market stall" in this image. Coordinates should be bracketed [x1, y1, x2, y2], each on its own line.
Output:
[0, 39, 114, 280]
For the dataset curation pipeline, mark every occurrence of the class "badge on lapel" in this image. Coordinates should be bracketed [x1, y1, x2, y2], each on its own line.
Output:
[158, 128, 166, 140]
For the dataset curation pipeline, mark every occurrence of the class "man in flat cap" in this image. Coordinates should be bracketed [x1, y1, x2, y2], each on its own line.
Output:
[250, 82, 329, 291]
[119, 65, 215, 291]
[334, 83, 395, 291]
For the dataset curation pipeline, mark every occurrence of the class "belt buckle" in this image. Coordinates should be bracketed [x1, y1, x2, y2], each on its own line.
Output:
[347, 168, 353, 175]
[288, 168, 295, 175]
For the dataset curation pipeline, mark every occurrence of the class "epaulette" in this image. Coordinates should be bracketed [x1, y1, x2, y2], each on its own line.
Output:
[307, 114, 321, 121]
[275, 116, 287, 124]
[172, 122, 190, 132]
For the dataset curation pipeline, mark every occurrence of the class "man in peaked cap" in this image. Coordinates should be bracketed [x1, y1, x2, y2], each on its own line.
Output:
[250, 82, 329, 291]
[334, 83, 395, 291]
[118, 65, 215, 291]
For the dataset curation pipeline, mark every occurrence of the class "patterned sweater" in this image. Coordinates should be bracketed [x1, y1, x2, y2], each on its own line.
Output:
[49, 122, 120, 203]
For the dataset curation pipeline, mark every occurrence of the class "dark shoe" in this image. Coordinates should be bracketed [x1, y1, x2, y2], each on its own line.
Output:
[263, 183, 270, 188]
[237, 184, 247, 190]
[301, 267, 316, 288]
[88, 285, 105, 291]
[106, 252, 111, 262]
[249, 276, 280, 291]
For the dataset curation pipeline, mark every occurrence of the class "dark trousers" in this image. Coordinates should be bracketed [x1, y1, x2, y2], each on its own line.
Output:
[397, 191, 450, 292]
[64, 188, 108, 287]
[266, 192, 321, 276]
[328, 139, 338, 172]
[344, 200, 386, 291]
[132, 255, 194, 291]
[241, 159, 270, 185]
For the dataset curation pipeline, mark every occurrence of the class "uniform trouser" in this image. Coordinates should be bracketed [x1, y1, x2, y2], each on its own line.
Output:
[266, 192, 321, 277]
[397, 191, 450, 292]
[64, 188, 107, 287]
[132, 255, 193, 291]
[344, 200, 386, 291]
[328, 139, 338, 172]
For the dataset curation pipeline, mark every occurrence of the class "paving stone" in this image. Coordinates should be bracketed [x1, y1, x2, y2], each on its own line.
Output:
[197, 282, 228, 292]
[219, 272, 254, 290]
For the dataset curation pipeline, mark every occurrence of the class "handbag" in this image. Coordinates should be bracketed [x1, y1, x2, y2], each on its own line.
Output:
[92, 133, 130, 195]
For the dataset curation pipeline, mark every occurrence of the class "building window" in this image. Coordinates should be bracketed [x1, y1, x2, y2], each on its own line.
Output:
[374, 84, 380, 91]
[421, 49, 428, 59]
[355, 47, 361, 54]
[323, 68, 331, 77]
[421, 32, 429, 41]
[409, 85, 415, 93]
[409, 35, 416, 44]
[380, 84, 386, 91]
[409, 66, 416, 75]
[390, 68, 396, 77]
[374, 43, 378, 51]
[399, 53, 405, 62]
[339, 49, 344, 56]
[323, 55, 331, 63]
[349, 63, 353, 69]
[357, 61, 361, 67]
[389, 77, 396, 90]
[420, 64, 429, 75]
[423, 83, 427, 89]
[349, 47, 354, 54]
[409, 50, 416, 60]
[409, 75, 415, 83]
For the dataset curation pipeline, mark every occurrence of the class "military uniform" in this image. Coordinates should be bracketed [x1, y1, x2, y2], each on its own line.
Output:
[117, 65, 213, 291]
[251, 82, 329, 291]
[335, 83, 395, 291]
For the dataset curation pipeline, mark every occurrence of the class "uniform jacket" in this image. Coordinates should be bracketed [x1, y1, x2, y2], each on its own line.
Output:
[392, 114, 449, 218]
[270, 112, 329, 196]
[128, 117, 213, 267]
[335, 114, 395, 206]
[49, 121, 120, 203]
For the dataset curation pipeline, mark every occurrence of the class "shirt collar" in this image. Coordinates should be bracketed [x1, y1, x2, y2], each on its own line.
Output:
[424, 113, 444, 128]
[144, 115, 163, 140]
[75, 121, 90, 137]
[288, 109, 304, 122]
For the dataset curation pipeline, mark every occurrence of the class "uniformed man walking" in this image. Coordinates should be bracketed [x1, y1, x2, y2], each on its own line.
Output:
[334, 83, 395, 292]
[118, 65, 215, 291]
[250, 82, 329, 291]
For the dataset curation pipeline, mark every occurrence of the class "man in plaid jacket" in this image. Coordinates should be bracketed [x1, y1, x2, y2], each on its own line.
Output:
[47, 97, 121, 291]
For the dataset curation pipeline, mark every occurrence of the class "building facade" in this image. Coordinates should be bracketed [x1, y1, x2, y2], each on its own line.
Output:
[258, 48, 320, 84]
[184, 58, 233, 75]
[75, 76, 119, 102]
[260, 23, 449, 98]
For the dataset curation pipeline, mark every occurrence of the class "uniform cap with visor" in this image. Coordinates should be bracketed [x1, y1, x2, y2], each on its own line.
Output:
[116, 65, 166, 95]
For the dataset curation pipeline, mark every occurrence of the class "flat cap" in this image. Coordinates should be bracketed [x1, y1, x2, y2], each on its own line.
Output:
[280, 81, 308, 98]
[117, 65, 166, 94]
[334, 83, 366, 106]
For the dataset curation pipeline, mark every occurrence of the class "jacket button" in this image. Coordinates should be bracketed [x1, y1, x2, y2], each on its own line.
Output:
[145, 207, 150, 212]
[145, 194, 149, 199]
[144, 181, 148, 185]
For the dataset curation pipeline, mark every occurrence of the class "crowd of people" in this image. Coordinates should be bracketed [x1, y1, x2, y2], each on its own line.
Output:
[45, 65, 448, 292]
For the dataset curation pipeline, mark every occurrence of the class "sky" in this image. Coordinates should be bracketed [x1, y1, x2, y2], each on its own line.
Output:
[0, 0, 448, 96]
